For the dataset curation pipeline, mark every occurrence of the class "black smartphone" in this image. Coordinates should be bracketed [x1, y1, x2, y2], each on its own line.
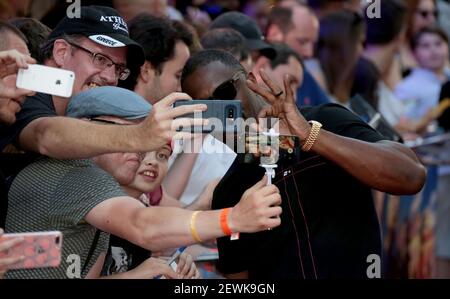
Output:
[173, 100, 243, 133]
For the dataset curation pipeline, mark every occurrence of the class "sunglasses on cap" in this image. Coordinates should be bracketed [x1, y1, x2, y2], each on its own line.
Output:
[209, 71, 245, 100]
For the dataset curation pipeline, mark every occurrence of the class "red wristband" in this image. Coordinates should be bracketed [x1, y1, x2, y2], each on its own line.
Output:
[220, 208, 233, 236]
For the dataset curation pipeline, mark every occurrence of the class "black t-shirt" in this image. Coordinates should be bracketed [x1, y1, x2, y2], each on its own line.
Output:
[212, 103, 386, 279]
[101, 234, 152, 276]
[0, 93, 56, 151]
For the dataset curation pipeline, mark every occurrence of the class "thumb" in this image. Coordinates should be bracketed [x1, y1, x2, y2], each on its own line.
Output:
[249, 175, 268, 192]
[160, 266, 178, 279]
[283, 74, 296, 105]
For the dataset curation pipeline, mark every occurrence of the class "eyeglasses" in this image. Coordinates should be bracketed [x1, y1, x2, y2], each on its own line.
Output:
[209, 72, 244, 100]
[416, 9, 438, 19]
[67, 41, 131, 81]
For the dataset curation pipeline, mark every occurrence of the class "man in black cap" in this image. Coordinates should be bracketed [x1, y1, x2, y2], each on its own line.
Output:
[0, 6, 204, 159]
[209, 11, 276, 71]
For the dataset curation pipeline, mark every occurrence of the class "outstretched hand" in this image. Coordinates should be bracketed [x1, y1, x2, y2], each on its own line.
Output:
[246, 69, 311, 140]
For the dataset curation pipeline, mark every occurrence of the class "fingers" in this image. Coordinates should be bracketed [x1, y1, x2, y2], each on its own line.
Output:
[157, 92, 192, 108]
[171, 117, 209, 132]
[0, 50, 36, 78]
[167, 103, 207, 119]
[266, 213, 282, 229]
[259, 69, 283, 96]
[171, 131, 204, 142]
[176, 253, 187, 275]
[193, 268, 201, 279]
[258, 185, 280, 197]
[24, 55, 36, 65]
[247, 79, 276, 105]
[246, 175, 268, 193]
[185, 261, 197, 278]
[283, 74, 296, 106]
[0, 255, 24, 267]
[257, 107, 271, 119]
[260, 187, 281, 201]
[0, 237, 23, 252]
[177, 253, 195, 278]
[160, 266, 179, 279]
[1, 85, 34, 99]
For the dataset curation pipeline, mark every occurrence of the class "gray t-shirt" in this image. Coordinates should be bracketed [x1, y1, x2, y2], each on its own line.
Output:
[5, 158, 126, 279]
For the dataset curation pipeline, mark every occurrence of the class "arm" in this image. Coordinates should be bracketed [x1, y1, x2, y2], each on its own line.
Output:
[163, 153, 199, 199]
[163, 135, 205, 199]
[185, 178, 219, 210]
[85, 176, 281, 252]
[306, 132, 426, 195]
[160, 178, 218, 210]
[19, 117, 145, 159]
[17, 93, 208, 159]
[158, 192, 183, 208]
[249, 71, 426, 196]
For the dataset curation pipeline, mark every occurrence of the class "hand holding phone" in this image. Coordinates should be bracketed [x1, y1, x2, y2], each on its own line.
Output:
[173, 100, 242, 133]
[16, 64, 75, 98]
[0, 231, 62, 270]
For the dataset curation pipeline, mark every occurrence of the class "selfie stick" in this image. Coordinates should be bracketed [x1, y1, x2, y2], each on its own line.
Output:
[231, 129, 279, 240]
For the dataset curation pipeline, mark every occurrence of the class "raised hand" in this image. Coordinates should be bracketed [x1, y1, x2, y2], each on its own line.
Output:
[138, 92, 208, 152]
[0, 49, 36, 99]
[247, 69, 311, 141]
[0, 228, 25, 279]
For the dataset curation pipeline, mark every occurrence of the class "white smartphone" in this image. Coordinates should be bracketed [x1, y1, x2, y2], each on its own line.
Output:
[16, 64, 75, 98]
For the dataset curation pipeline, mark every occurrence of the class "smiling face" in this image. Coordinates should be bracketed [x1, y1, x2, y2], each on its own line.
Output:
[53, 37, 127, 96]
[125, 144, 171, 195]
[0, 31, 30, 125]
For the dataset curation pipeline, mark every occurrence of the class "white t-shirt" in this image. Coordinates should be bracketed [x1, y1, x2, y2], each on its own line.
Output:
[166, 135, 237, 205]
[378, 81, 405, 126]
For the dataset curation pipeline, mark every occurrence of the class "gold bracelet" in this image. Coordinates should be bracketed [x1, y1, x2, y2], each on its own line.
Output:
[301, 120, 322, 152]
[190, 211, 202, 243]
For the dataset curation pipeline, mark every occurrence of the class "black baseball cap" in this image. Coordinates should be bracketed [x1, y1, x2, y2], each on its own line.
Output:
[210, 12, 276, 59]
[48, 6, 144, 70]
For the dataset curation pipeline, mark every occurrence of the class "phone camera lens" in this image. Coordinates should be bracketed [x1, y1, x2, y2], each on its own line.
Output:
[228, 108, 235, 118]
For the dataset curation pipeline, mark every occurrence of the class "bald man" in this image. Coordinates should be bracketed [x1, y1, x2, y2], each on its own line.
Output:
[266, 2, 329, 106]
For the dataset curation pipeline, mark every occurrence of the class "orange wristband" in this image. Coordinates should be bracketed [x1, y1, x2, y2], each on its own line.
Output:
[220, 208, 233, 236]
